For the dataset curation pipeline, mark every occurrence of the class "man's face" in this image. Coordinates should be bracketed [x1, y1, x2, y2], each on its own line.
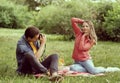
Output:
[27, 34, 39, 42]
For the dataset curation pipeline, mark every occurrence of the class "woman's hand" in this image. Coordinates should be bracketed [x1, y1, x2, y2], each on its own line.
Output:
[83, 32, 89, 37]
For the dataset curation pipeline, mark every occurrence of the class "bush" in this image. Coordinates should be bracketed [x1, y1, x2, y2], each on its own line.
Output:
[92, 1, 113, 41]
[103, 3, 120, 41]
[0, 0, 32, 28]
[36, 5, 71, 34]
[90, 1, 120, 42]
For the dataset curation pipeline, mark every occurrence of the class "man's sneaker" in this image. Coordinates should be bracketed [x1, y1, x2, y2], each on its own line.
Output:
[49, 74, 64, 82]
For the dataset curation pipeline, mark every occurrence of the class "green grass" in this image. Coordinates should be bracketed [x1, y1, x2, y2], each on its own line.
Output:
[0, 28, 120, 83]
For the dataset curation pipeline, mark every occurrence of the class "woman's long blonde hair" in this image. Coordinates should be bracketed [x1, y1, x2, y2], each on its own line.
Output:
[84, 20, 97, 45]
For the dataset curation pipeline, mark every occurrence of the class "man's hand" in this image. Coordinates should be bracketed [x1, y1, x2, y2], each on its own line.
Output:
[39, 34, 46, 45]
[35, 34, 46, 60]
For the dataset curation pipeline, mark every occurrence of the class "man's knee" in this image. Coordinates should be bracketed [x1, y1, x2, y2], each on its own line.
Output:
[50, 54, 58, 60]
[24, 52, 35, 60]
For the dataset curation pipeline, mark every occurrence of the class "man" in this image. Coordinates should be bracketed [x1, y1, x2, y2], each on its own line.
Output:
[16, 26, 62, 81]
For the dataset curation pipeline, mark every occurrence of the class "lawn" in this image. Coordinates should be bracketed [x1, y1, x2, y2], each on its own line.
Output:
[0, 28, 120, 83]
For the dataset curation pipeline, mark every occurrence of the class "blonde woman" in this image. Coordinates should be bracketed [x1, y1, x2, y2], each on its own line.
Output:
[70, 17, 106, 74]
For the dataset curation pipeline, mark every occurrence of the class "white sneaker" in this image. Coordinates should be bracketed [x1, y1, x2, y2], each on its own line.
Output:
[105, 67, 120, 72]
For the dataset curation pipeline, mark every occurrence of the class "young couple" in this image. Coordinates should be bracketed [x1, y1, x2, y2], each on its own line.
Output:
[15, 17, 118, 82]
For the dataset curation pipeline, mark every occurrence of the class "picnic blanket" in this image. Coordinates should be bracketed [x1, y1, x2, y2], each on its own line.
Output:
[34, 71, 104, 78]
[59, 66, 104, 77]
[58, 70, 104, 77]
[34, 66, 105, 78]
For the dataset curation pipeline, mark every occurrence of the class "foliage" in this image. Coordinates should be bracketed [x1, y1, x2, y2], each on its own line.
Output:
[25, 0, 40, 10]
[0, 0, 32, 28]
[92, 1, 113, 41]
[36, 5, 71, 34]
[91, 1, 120, 41]
[25, 0, 63, 11]
[8, 0, 26, 5]
[103, 3, 120, 41]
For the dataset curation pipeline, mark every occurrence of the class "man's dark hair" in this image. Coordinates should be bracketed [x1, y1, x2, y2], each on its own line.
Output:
[25, 26, 40, 39]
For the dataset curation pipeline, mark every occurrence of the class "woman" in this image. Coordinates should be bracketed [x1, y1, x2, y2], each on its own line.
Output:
[70, 17, 106, 74]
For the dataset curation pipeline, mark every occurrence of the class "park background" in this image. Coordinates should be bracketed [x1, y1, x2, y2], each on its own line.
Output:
[0, 0, 120, 83]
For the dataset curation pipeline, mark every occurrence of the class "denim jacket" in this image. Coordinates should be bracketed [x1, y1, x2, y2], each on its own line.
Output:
[16, 35, 39, 71]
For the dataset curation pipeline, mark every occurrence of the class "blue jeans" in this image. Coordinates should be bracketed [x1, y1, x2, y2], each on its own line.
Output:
[70, 59, 105, 74]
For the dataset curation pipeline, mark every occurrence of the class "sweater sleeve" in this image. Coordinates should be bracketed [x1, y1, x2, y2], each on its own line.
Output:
[79, 35, 94, 51]
[71, 17, 84, 36]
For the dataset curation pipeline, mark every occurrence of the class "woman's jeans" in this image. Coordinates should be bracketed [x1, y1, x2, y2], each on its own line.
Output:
[70, 59, 105, 74]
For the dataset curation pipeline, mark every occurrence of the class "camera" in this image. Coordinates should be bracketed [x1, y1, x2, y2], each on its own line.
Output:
[38, 33, 42, 39]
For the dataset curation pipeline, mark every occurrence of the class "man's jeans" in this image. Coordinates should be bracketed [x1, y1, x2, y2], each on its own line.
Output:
[18, 53, 58, 75]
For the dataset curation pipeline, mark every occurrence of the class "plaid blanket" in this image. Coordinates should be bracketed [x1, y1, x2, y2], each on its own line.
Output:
[34, 66, 105, 78]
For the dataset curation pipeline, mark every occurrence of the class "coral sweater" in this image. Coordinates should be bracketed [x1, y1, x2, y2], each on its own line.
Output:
[71, 18, 94, 61]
